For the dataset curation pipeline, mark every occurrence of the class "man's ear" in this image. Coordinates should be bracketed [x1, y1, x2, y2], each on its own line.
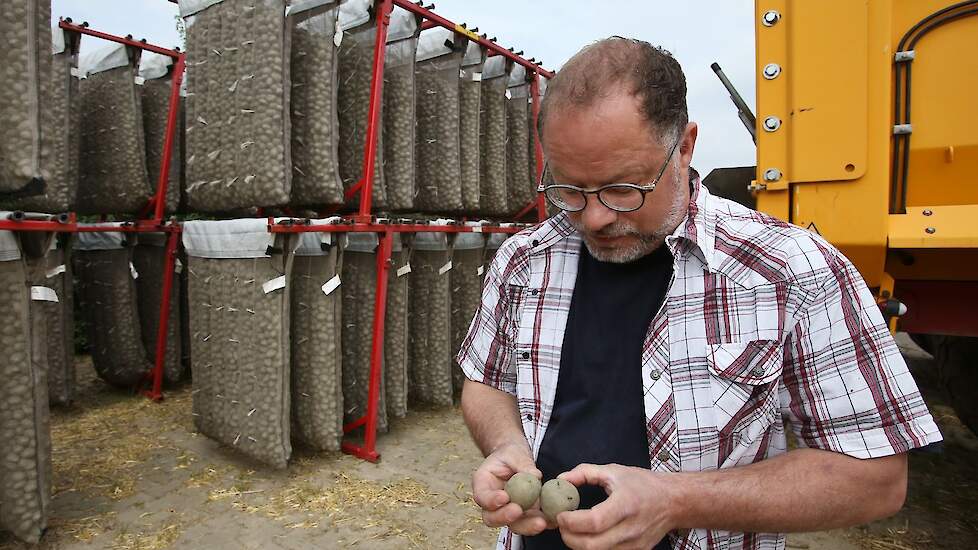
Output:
[679, 122, 698, 168]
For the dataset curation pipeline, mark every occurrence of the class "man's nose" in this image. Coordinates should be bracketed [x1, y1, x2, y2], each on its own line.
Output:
[579, 196, 617, 233]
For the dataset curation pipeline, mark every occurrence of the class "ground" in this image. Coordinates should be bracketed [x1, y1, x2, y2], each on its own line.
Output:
[0, 336, 975, 550]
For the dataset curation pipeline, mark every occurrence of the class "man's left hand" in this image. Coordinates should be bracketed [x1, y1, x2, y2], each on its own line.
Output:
[556, 463, 676, 550]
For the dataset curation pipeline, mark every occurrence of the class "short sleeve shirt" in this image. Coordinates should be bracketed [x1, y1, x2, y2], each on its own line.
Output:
[457, 178, 943, 550]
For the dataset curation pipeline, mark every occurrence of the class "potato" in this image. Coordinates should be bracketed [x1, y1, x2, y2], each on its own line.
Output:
[505, 472, 542, 511]
[540, 478, 580, 522]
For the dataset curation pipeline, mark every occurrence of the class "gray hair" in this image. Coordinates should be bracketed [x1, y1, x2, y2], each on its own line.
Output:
[538, 37, 688, 142]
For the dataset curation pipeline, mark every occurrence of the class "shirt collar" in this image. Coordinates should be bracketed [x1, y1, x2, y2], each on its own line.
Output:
[667, 171, 718, 271]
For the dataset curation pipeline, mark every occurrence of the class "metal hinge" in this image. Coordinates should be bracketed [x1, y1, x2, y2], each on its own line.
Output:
[893, 124, 913, 135]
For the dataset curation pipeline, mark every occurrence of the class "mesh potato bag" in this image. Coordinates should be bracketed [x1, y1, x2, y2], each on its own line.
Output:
[288, 1, 344, 207]
[506, 65, 534, 216]
[183, 219, 295, 469]
[180, 0, 292, 212]
[459, 42, 485, 213]
[384, 233, 409, 418]
[290, 221, 344, 451]
[139, 53, 183, 213]
[337, 0, 386, 209]
[74, 228, 153, 387]
[478, 56, 511, 217]
[134, 233, 186, 385]
[381, 7, 420, 212]
[77, 44, 153, 215]
[527, 73, 543, 195]
[0, 227, 53, 544]
[340, 232, 388, 433]
[5, 27, 80, 212]
[408, 231, 453, 407]
[414, 28, 467, 213]
[450, 230, 484, 395]
[42, 235, 75, 406]
[0, 1, 51, 196]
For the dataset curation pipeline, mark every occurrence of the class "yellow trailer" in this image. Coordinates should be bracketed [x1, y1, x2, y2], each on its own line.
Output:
[707, 0, 978, 431]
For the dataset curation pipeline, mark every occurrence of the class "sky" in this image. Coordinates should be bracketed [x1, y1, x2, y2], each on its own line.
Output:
[52, 0, 758, 176]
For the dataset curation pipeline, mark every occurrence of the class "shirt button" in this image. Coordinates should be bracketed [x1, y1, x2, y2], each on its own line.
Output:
[531, 289, 539, 296]
[650, 369, 662, 381]
[525, 413, 533, 421]
[657, 450, 670, 463]
[532, 240, 540, 247]
[751, 366, 766, 377]
[522, 351, 530, 360]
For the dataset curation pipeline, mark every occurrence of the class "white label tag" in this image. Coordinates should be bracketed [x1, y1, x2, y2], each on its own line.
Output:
[438, 261, 453, 275]
[505, 89, 512, 99]
[134, 76, 145, 85]
[396, 264, 412, 277]
[46, 264, 66, 278]
[31, 286, 59, 302]
[333, 30, 343, 47]
[321, 275, 341, 296]
[70, 67, 84, 78]
[129, 262, 139, 279]
[175, 258, 184, 274]
[471, 226, 483, 233]
[262, 275, 287, 294]
[473, 72, 482, 82]
[477, 265, 485, 276]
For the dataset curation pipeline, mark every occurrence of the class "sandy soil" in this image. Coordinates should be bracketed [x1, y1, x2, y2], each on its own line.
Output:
[0, 337, 975, 549]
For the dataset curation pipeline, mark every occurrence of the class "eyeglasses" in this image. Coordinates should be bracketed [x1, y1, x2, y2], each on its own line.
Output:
[537, 136, 681, 213]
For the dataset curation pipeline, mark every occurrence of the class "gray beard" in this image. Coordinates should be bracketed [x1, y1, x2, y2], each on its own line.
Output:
[569, 219, 665, 263]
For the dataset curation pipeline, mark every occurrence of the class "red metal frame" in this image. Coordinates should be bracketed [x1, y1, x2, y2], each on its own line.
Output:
[0, 21, 185, 403]
[895, 280, 978, 337]
[3, 3, 553, 464]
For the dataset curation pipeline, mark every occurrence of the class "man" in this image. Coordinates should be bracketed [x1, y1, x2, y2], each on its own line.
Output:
[456, 38, 942, 550]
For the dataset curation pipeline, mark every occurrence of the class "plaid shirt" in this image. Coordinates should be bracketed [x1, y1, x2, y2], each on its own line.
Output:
[457, 178, 942, 550]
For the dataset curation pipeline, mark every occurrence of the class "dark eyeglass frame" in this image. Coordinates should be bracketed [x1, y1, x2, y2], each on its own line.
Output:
[536, 135, 682, 213]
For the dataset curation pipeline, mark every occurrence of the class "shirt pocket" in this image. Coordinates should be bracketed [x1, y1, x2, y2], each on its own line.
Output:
[707, 339, 784, 453]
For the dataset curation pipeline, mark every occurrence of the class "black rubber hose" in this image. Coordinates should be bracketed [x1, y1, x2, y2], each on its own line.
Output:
[898, 6, 978, 213]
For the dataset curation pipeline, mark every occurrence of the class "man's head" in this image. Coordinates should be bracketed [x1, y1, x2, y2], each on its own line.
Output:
[539, 37, 698, 263]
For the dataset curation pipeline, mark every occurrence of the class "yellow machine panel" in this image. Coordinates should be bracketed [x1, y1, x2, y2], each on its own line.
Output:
[891, 0, 978, 209]
[752, 0, 978, 289]
[754, 0, 889, 286]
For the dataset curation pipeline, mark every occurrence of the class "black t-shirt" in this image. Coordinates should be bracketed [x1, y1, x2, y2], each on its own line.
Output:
[524, 242, 673, 550]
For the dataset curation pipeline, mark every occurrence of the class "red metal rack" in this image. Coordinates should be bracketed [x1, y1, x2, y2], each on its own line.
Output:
[262, 0, 553, 462]
[0, 20, 185, 402]
[4, 1, 552, 464]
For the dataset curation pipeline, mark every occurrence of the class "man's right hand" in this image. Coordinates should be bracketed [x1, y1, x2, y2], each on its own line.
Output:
[472, 441, 551, 536]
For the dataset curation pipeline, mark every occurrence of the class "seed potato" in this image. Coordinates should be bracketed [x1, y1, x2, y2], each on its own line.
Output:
[540, 478, 580, 522]
[505, 472, 542, 511]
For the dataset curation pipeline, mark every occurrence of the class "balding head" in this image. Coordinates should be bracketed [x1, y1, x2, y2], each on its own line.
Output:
[539, 37, 688, 143]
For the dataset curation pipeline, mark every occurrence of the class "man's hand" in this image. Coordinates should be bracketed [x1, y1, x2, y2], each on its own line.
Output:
[472, 442, 552, 536]
[556, 463, 675, 550]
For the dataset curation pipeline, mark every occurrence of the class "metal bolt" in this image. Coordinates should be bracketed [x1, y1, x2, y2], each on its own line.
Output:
[762, 10, 781, 26]
[922, 209, 933, 216]
[752, 366, 766, 377]
[763, 116, 782, 132]
[763, 168, 782, 182]
[763, 63, 782, 79]
[925, 227, 936, 234]
[650, 369, 662, 381]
